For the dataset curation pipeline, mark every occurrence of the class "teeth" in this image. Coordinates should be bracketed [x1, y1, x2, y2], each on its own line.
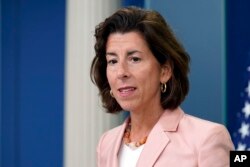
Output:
[120, 88, 135, 92]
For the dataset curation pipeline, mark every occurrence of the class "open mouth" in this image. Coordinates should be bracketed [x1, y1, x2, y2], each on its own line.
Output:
[118, 87, 136, 97]
[118, 87, 136, 92]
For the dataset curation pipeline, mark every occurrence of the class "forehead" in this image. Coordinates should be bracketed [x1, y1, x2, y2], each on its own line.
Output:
[106, 31, 148, 50]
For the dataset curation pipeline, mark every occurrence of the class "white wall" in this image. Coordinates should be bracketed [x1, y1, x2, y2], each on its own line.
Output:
[64, 0, 122, 166]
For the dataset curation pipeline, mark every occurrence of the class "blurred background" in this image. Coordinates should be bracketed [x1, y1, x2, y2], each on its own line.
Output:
[1, 0, 250, 166]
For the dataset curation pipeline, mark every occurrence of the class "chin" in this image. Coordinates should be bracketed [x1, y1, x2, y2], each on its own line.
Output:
[119, 104, 136, 112]
[117, 100, 139, 112]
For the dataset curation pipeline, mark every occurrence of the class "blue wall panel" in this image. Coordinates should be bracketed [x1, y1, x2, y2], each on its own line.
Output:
[1, 0, 65, 166]
[122, 0, 144, 7]
[148, 0, 225, 123]
[1, 0, 20, 166]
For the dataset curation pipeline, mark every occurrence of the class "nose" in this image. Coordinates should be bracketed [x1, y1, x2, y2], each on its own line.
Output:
[117, 61, 130, 79]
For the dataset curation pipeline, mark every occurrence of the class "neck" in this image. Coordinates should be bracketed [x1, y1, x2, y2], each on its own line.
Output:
[128, 107, 164, 142]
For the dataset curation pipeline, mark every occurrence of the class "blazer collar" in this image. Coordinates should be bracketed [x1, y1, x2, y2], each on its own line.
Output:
[158, 107, 185, 132]
[111, 107, 184, 167]
[137, 107, 184, 166]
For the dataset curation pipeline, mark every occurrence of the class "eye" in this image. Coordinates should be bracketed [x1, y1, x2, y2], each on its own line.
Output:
[131, 57, 141, 62]
[107, 59, 117, 65]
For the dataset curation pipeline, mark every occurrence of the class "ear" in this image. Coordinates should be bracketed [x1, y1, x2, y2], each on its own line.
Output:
[160, 62, 172, 83]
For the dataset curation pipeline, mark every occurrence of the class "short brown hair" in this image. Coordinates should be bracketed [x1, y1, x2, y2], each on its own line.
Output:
[90, 6, 190, 113]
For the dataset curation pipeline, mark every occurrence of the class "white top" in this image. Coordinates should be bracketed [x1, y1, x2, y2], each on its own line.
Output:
[118, 143, 144, 167]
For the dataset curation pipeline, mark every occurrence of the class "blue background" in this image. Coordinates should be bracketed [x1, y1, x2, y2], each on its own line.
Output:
[1, 0, 249, 166]
[1, 0, 65, 166]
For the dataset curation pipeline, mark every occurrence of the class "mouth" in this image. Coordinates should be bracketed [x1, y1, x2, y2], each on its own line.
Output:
[117, 87, 136, 97]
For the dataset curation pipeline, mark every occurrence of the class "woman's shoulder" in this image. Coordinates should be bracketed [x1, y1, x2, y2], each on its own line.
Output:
[97, 122, 125, 151]
[178, 113, 235, 166]
[180, 113, 234, 149]
[100, 124, 124, 141]
[182, 113, 228, 133]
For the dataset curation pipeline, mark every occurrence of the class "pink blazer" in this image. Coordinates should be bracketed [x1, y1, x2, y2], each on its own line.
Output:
[97, 107, 234, 167]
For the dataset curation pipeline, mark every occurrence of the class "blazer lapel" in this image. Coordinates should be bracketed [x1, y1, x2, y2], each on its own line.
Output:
[136, 107, 184, 167]
[107, 118, 129, 167]
[136, 123, 170, 167]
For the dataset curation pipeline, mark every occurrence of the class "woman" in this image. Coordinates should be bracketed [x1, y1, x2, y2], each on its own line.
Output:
[91, 7, 234, 167]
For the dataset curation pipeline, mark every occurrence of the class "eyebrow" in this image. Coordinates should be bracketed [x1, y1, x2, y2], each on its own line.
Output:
[128, 50, 140, 55]
[106, 52, 117, 57]
[106, 50, 141, 57]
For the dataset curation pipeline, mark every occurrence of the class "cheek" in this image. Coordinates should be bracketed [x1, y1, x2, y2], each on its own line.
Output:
[106, 70, 115, 86]
[138, 70, 160, 89]
[143, 69, 161, 89]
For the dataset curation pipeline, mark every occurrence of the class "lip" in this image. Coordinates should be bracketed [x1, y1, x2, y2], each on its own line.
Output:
[117, 86, 136, 97]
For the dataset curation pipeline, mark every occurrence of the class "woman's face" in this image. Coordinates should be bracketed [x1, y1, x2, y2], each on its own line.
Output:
[106, 32, 171, 112]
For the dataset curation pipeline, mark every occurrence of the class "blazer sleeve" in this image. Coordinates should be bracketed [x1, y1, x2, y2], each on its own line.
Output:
[198, 125, 235, 167]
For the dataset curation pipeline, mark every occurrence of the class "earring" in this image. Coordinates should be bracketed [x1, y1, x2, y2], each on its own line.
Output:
[161, 83, 167, 93]
[110, 90, 114, 97]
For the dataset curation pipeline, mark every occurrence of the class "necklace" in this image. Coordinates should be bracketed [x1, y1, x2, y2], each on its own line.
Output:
[123, 119, 148, 150]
